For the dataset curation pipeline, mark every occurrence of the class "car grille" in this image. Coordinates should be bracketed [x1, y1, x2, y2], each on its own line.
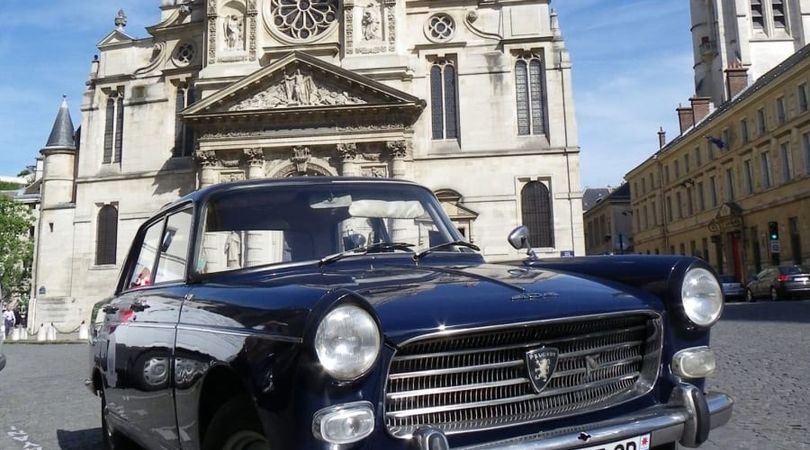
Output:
[384, 313, 662, 438]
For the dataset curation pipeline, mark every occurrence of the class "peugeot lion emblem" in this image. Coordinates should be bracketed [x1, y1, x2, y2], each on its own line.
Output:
[525, 347, 559, 393]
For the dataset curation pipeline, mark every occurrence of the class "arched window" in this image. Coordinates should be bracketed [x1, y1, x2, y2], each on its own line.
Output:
[430, 59, 459, 140]
[96, 205, 119, 265]
[521, 181, 554, 248]
[515, 55, 547, 136]
[103, 90, 125, 164]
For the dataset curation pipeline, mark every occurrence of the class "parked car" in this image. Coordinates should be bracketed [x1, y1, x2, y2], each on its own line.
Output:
[745, 265, 810, 301]
[718, 275, 745, 302]
[88, 177, 732, 450]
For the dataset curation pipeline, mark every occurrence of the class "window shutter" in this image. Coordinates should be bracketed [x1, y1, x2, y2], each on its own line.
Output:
[529, 60, 546, 135]
[103, 98, 115, 164]
[521, 182, 554, 248]
[430, 65, 444, 140]
[515, 61, 530, 135]
[443, 64, 458, 139]
[96, 205, 119, 265]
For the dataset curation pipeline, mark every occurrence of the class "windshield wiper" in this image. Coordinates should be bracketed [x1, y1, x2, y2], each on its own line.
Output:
[414, 240, 481, 262]
[319, 242, 415, 266]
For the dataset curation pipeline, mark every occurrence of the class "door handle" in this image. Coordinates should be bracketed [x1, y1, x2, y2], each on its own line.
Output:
[130, 302, 150, 312]
[102, 305, 119, 314]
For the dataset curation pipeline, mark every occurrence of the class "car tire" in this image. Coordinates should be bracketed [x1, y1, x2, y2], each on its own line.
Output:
[770, 287, 779, 302]
[101, 390, 135, 450]
[202, 395, 277, 450]
[745, 289, 755, 303]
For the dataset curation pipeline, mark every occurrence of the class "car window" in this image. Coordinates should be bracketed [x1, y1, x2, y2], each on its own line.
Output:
[718, 275, 736, 283]
[155, 209, 193, 284]
[781, 265, 809, 275]
[128, 219, 165, 289]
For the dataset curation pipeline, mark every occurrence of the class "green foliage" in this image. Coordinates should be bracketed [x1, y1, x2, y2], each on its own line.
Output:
[0, 196, 34, 303]
[0, 181, 24, 191]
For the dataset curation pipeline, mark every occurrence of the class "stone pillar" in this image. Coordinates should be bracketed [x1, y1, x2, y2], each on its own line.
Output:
[244, 148, 265, 179]
[387, 140, 409, 180]
[195, 150, 220, 188]
[337, 143, 359, 176]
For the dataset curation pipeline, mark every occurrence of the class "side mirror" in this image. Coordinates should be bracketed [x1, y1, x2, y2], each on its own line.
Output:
[508, 226, 530, 250]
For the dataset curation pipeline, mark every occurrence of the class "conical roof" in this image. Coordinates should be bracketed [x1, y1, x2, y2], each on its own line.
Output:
[43, 96, 76, 151]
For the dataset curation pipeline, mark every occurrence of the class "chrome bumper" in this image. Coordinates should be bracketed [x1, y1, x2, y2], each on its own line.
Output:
[413, 384, 733, 450]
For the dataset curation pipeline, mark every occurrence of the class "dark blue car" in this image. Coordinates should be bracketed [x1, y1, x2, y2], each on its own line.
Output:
[88, 177, 732, 450]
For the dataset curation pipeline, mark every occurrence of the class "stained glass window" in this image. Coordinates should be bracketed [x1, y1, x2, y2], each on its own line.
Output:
[515, 55, 547, 136]
[521, 182, 554, 248]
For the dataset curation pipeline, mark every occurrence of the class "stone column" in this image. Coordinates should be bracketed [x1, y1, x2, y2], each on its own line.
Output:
[244, 148, 265, 179]
[387, 140, 409, 179]
[195, 150, 220, 188]
[337, 143, 359, 176]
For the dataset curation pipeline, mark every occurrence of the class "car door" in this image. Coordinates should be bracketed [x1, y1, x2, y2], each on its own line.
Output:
[105, 207, 194, 449]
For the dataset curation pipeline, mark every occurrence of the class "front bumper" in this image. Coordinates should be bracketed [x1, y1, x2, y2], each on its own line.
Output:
[413, 384, 732, 450]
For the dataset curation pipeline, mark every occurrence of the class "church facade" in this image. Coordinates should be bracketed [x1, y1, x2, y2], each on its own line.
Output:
[31, 0, 584, 330]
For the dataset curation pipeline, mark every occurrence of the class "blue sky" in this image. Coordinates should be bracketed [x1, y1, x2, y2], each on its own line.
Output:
[0, 0, 694, 188]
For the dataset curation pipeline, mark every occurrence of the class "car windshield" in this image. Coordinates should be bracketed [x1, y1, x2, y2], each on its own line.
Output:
[196, 183, 460, 274]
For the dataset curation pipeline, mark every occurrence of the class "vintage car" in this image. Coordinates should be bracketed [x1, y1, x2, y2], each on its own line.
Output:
[88, 177, 732, 450]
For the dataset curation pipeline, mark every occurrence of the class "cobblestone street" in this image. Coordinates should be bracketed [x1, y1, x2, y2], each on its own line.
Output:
[0, 300, 808, 449]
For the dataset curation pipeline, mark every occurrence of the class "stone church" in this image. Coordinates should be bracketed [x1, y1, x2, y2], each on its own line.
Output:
[31, 0, 584, 330]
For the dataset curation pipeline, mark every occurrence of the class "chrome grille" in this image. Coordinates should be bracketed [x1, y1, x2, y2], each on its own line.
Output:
[384, 313, 662, 438]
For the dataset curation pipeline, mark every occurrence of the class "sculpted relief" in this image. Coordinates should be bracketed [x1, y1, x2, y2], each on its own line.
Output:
[229, 68, 366, 111]
[223, 14, 244, 50]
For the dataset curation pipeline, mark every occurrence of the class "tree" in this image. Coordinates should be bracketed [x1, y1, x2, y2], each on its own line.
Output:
[0, 194, 34, 307]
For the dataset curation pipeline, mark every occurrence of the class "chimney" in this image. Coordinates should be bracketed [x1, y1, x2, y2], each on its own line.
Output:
[725, 62, 749, 99]
[690, 96, 712, 123]
[677, 104, 694, 135]
[658, 127, 666, 149]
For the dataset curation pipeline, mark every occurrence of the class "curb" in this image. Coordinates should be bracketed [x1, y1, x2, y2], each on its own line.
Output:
[3, 340, 88, 345]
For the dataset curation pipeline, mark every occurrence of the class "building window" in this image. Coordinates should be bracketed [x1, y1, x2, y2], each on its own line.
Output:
[725, 168, 735, 201]
[757, 107, 767, 135]
[642, 177, 647, 194]
[666, 196, 673, 221]
[651, 200, 657, 225]
[684, 154, 690, 174]
[702, 237, 709, 262]
[799, 83, 809, 112]
[789, 217, 801, 265]
[520, 181, 554, 248]
[686, 187, 694, 216]
[642, 205, 649, 229]
[695, 147, 702, 166]
[760, 151, 772, 188]
[665, 165, 670, 184]
[676, 191, 683, 219]
[515, 55, 547, 136]
[103, 90, 125, 164]
[803, 132, 810, 174]
[697, 181, 705, 211]
[96, 205, 118, 265]
[744, 159, 754, 194]
[741, 118, 749, 144]
[649, 173, 655, 189]
[751, 0, 765, 30]
[781, 142, 793, 182]
[709, 176, 718, 207]
[174, 83, 196, 157]
[674, 160, 681, 179]
[776, 96, 787, 125]
[772, 0, 787, 29]
[431, 59, 459, 140]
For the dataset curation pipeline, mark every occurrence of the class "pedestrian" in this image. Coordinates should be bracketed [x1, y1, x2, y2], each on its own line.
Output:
[3, 307, 15, 337]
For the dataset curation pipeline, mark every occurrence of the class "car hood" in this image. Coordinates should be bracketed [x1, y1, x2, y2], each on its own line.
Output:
[210, 259, 663, 346]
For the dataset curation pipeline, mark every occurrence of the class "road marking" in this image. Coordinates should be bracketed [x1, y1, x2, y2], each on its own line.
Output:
[6, 426, 42, 449]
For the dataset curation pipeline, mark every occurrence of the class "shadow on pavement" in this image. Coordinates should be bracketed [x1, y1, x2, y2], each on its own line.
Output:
[722, 300, 810, 323]
[57, 428, 103, 450]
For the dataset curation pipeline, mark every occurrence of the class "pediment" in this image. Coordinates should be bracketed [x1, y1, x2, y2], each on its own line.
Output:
[715, 202, 742, 219]
[183, 52, 424, 117]
[97, 30, 135, 48]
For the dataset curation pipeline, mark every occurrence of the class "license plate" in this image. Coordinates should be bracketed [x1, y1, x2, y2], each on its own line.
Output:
[578, 434, 651, 450]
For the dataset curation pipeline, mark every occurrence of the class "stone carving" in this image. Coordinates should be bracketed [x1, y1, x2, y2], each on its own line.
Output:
[115, 9, 128, 31]
[244, 148, 264, 166]
[224, 14, 244, 50]
[337, 143, 358, 161]
[387, 140, 409, 159]
[220, 171, 246, 183]
[229, 68, 366, 111]
[361, 164, 388, 178]
[194, 150, 220, 167]
[362, 3, 381, 41]
[291, 146, 312, 172]
[386, 3, 396, 51]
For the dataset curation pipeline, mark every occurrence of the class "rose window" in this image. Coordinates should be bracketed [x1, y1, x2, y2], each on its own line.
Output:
[427, 14, 455, 42]
[269, 0, 339, 41]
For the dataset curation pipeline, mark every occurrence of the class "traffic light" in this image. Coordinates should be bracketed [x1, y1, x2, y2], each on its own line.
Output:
[768, 221, 779, 240]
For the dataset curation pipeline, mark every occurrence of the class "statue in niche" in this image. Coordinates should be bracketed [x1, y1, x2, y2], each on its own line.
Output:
[223, 14, 243, 50]
[361, 4, 381, 41]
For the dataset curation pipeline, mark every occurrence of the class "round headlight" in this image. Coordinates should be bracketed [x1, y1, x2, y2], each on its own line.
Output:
[681, 267, 723, 327]
[315, 305, 381, 381]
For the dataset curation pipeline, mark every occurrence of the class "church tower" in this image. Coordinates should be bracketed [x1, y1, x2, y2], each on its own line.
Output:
[32, 97, 78, 330]
[690, 0, 810, 105]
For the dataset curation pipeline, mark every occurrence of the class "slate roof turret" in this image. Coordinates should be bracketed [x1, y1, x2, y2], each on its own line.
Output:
[43, 96, 76, 151]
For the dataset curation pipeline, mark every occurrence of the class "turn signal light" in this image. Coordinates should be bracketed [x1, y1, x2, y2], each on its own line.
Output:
[672, 347, 716, 379]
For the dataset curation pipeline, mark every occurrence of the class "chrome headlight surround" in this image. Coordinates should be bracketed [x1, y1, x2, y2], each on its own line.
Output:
[680, 266, 724, 328]
[314, 303, 382, 381]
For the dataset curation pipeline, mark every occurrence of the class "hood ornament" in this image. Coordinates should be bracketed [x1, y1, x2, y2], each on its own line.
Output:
[511, 292, 559, 301]
[525, 347, 559, 393]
